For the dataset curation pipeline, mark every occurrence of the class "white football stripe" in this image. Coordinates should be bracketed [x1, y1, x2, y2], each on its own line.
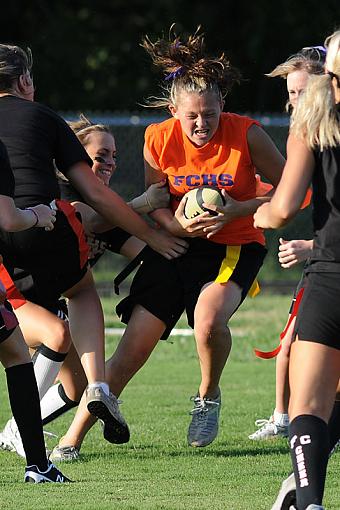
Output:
[105, 327, 242, 337]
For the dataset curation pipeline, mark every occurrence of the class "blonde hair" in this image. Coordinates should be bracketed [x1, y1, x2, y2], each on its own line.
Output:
[68, 114, 112, 146]
[290, 30, 340, 150]
[267, 54, 324, 80]
[267, 51, 325, 112]
[56, 114, 113, 182]
[141, 25, 240, 108]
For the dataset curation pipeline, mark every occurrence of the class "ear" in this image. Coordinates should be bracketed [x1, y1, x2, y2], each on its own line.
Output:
[168, 104, 178, 119]
[18, 73, 32, 91]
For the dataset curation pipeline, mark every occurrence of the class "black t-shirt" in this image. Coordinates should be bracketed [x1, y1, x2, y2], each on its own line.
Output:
[0, 95, 92, 207]
[0, 139, 15, 198]
[308, 116, 340, 272]
[58, 178, 84, 203]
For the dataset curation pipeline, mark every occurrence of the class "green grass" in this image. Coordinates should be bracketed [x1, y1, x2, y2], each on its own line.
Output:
[0, 293, 338, 509]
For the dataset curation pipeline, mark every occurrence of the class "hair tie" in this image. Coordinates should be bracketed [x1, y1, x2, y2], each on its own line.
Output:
[164, 67, 185, 81]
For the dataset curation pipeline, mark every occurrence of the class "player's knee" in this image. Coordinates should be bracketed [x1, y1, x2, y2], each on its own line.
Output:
[194, 316, 229, 344]
[48, 320, 72, 353]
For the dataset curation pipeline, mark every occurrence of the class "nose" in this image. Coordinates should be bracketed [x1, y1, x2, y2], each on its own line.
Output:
[196, 115, 208, 128]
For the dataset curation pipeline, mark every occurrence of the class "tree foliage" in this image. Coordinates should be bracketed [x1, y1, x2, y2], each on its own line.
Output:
[3, 0, 338, 111]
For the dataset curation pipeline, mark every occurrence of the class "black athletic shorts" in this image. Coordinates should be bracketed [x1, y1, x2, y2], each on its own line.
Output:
[294, 272, 340, 350]
[116, 238, 267, 339]
[0, 300, 18, 343]
[0, 204, 89, 311]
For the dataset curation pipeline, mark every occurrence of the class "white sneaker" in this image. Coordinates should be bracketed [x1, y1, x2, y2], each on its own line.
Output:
[0, 418, 25, 457]
[271, 472, 296, 510]
[249, 415, 288, 440]
[187, 391, 221, 447]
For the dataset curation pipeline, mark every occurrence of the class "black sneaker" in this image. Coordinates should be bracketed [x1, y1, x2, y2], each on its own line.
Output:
[24, 460, 71, 483]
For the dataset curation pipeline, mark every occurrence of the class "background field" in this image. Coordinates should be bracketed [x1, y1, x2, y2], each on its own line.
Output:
[0, 293, 338, 509]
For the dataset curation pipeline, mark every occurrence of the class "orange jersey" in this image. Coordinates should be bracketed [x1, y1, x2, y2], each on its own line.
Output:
[145, 112, 265, 245]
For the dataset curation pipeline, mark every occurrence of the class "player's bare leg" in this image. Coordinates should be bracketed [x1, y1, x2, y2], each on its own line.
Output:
[188, 280, 241, 447]
[51, 305, 164, 459]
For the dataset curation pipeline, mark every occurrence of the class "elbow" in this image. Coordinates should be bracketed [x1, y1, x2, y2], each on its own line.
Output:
[272, 203, 297, 228]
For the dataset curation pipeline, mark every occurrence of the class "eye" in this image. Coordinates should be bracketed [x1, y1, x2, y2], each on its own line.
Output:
[94, 156, 106, 164]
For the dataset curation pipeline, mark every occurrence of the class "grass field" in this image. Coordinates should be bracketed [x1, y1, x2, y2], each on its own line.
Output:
[0, 293, 338, 509]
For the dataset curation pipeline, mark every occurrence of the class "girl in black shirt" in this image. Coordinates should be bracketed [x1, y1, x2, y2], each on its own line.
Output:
[254, 30, 340, 510]
[0, 44, 187, 440]
[0, 139, 69, 482]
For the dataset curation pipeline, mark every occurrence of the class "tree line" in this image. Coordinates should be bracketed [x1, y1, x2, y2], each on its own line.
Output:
[4, 0, 338, 113]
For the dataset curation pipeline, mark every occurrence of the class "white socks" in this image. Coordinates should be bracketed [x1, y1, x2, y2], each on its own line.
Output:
[40, 383, 78, 425]
[88, 382, 110, 396]
[273, 409, 289, 426]
[32, 345, 67, 400]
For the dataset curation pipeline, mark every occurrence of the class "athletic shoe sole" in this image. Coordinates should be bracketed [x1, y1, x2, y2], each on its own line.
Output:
[87, 399, 130, 444]
[271, 473, 296, 510]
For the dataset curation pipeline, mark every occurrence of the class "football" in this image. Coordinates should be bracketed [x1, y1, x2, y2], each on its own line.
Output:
[183, 186, 225, 219]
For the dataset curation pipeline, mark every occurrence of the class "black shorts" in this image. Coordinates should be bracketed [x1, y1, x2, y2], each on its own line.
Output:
[97, 227, 131, 254]
[116, 238, 267, 339]
[0, 300, 18, 343]
[0, 206, 88, 311]
[294, 272, 340, 350]
[288, 266, 308, 314]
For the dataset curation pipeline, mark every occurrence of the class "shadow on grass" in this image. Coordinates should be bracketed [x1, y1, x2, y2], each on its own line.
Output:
[81, 442, 289, 463]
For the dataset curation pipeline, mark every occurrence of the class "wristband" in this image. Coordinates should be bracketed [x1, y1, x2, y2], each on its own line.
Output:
[26, 208, 39, 227]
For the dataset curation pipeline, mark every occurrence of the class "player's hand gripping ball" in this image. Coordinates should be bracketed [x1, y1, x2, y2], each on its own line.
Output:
[183, 186, 225, 219]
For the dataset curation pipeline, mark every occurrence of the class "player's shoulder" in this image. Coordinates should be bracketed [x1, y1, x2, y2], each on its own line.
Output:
[145, 117, 177, 149]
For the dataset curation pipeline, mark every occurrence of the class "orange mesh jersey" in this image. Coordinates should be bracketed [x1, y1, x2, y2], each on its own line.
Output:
[145, 112, 265, 245]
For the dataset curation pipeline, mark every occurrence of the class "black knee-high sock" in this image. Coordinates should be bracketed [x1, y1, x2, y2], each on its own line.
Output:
[289, 414, 329, 510]
[6, 363, 48, 470]
[328, 400, 340, 454]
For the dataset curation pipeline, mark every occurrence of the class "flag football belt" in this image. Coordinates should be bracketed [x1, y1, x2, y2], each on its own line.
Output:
[254, 287, 304, 359]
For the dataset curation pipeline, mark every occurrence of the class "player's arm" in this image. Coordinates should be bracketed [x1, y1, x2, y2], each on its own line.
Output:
[278, 238, 314, 268]
[128, 180, 170, 214]
[144, 145, 216, 238]
[203, 125, 285, 237]
[67, 160, 187, 259]
[254, 134, 315, 229]
[0, 195, 56, 231]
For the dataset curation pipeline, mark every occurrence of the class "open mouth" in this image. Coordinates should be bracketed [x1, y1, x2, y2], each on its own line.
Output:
[194, 129, 209, 137]
[98, 168, 112, 177]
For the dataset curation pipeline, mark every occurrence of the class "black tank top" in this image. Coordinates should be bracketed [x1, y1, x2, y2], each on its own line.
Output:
[308, 112, 340, 272]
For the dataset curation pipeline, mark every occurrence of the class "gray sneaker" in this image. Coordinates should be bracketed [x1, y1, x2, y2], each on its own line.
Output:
[187, 391, 221, 447]
[50, 445, 80, 462]
[86, 385, 130, 444]
[271, 472, 296, 510]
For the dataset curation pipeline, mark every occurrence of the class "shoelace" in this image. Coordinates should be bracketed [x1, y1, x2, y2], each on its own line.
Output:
[110, 394, 124, 415]
[189, 396, 220, 416]
[254, 418, 274, 429]
[43, 430, 58, 439]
